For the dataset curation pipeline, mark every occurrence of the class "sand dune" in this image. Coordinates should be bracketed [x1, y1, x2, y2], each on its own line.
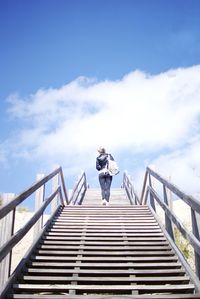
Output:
[11, 211, 50, 272]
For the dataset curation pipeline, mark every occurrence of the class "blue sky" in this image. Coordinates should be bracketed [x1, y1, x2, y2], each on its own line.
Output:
[1, 0, 200, 203]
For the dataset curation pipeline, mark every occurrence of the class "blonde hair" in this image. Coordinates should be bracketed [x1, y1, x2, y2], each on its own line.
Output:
[98, 146, 106, 154]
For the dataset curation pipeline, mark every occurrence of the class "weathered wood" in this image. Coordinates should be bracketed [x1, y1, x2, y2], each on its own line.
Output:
[0, 167, 71, 297]
[61, 207, 151, 212]
[43, 235, 165, 241]
[69, 172, 87, 205]
[150, 206, 200, 293]
[191, 209, 200, 278]
[42, 237, 166, 244]
[3, 205, 200, 298]
[51, 225, 158, 230]
[140, 170, 148, 205]
[34, 174, 45, 239]
[0, 206, 61, 299]
[28, 261, 182, 268]
[52, 217, 156, 221]
[7, 294, 200, 299]
[149, 174, 156, 211]
[140, 166, 200, 279]
[148, 186, 200, 257]
[163, 185, 174, 240]
[60, 168, 69, 204]
[37, 245, 172, 251]
[31, 255, 178, 262]
[123, 172, 140, 205]
[21, 275, 190, 283]
[51, 171, 60, 213]
[35, 249, 174, 256]
[12, 283, 195, 291]
[0, 193, 15, 291]
[45, 230, 163, 236]
[0, 188, 60, 263]
[39, 245, 171, 251]
[26, 267, 187, 275]
[0, 167, 62, 220]
[147, 166, 200, 213]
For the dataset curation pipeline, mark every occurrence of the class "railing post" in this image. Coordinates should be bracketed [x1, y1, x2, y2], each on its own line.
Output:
[69, 172, 87, 205]
[144, 188, 149, 205]
[129, 175, 137, 205]
[0, 193, 15, 290]
[149, 174, 156, 211]
[191, 208, 200, 278]
[140, 170, 148, 205]
[34, 174, 45, 239]
[123, 171, 140, 205]
[60, 168, 69, 205]
[166, 176, 173, 211]
[163, 185, 174, 241]
[51, 171, 59, 214]
[84, 173, 87, 190]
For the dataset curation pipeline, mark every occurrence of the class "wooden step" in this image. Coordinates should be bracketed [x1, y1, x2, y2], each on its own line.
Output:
[83, 188, 130, 205]
[12, 283, 195, 293]
[30, 255, 179, 262]
[20, 275, 191, 284]
[25, 267, 188, 275]
[35, 249, 174, 256]
[8, 294, 200, 299]
[7, 205, 197, 298]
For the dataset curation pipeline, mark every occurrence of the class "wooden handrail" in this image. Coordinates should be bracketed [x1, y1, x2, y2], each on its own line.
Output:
[0, 166, 68, 291]
[148, 185, 200, 257]
[0, 167, 68, 220]
[60, 168, 69, 204]
[145, 166, 200, 213]
[140, 166, 200, 281]
[69, 172, 87, 205]
[150, 205, 200, 293]
[122, 172, 140, 205]
[0, 187, 60, 264]
[0, 206, 62, 299]
[140, 169, 148, 205]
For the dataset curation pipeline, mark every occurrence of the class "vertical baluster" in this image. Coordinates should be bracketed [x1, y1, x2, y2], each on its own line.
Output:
[149, 174, 156, 211]
[191, 208, 200, 278]
[52, 171, 59, 213]
[34, 174, 45, 238]
[0, 193, 15, 290]
[163, 185, 174, 241]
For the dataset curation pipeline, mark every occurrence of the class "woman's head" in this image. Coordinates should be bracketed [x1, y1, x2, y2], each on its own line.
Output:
[98, 146, 106, 154]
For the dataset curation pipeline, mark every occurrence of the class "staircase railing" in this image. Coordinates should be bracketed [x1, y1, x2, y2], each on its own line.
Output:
[141, 166, 200, 282]
[69, 171, 87, 205]
[0, 166, 68, 292]
[122, 171, 140, 205]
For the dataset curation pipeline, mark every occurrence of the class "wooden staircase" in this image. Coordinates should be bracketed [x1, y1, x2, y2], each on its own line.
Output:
[7, 203, 198, 298]
[83, 188, 130, 205]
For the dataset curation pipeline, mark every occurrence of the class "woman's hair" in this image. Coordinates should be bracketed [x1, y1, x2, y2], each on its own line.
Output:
[98, 146, 106, 154]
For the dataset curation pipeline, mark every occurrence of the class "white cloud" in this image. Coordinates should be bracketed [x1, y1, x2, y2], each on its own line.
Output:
[148, 138, 200, 195]
[3, 65, 200, 194]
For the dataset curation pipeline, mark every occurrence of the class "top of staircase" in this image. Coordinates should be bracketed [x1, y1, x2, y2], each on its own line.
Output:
[82, 188, 130, 205]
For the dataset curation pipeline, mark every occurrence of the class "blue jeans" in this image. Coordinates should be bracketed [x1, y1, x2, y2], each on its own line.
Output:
[99, 173, 112, 202]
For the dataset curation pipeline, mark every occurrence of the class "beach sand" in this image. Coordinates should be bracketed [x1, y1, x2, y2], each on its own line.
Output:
[11, 211, 50, 272]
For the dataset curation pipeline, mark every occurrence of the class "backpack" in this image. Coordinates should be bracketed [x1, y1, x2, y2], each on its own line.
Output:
[107, 154, 119, 176]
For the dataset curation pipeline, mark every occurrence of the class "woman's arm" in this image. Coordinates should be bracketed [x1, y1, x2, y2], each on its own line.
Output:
[96, 158, 101, 171]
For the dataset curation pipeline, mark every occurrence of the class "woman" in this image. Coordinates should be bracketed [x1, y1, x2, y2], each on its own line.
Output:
[96, 146, 114, 205]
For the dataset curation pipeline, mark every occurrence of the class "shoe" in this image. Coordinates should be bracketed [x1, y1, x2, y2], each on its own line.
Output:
[102, 199, 107, 205]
